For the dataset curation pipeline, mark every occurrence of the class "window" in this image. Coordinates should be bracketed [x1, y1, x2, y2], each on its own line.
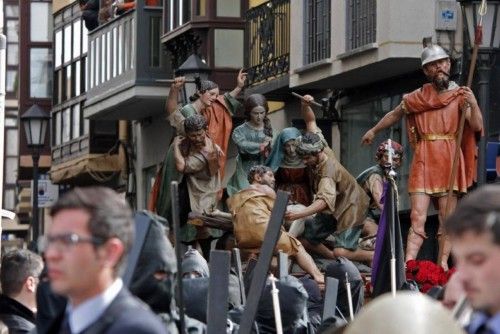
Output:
[52, 7, 88, 105]
[72, 104, 81, 139]
[3, 115, 18, 211]
[31, 2, 52, 42]
[5, 5, 19, 96]
[30, 48, 53, 98]
[304, 0, 331, 65]
[346, 0, 376, 51]
[214, 29, 244, 68]
[217, 0, 240, 17]
[166, 0, 191, 32]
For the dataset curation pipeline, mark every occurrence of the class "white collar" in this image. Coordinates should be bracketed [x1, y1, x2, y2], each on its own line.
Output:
[67, 279, 123, 334]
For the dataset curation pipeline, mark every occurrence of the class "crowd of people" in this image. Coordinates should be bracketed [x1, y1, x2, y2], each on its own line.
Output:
[0, 42, 498, 333]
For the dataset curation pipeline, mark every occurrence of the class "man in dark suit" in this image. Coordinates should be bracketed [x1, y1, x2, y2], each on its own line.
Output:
[39, 186, 168, 334]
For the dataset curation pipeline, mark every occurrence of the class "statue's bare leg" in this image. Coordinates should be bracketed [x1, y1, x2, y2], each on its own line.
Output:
[406, 193, 430, 262]
[436, 195, 457, 271]
[294, 246, 325, 284]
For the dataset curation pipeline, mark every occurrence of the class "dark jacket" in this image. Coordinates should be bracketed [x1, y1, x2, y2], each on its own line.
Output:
[0, 294, 36, 334]
[40, 287, 169, 334]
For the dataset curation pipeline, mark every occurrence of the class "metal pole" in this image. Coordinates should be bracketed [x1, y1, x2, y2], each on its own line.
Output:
[32, 149, 40, 243]
[476, 59, 492, 184]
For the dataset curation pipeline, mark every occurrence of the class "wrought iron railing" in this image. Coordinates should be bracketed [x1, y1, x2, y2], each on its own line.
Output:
[246, 0, 290, 86]
[346, 0, 376, 51]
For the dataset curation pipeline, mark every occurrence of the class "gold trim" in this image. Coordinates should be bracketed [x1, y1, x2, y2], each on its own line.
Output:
[420, 133, 455, 141]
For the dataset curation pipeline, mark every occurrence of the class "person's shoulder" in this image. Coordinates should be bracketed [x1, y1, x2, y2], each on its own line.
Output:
[102, 289, 167, 332]
[109, 296, 167, 333]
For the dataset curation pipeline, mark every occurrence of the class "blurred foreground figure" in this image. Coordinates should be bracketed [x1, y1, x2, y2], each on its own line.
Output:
[446, 185, 500, 334]
[345, 292, 464, 334]
[40, 187, 166, 334]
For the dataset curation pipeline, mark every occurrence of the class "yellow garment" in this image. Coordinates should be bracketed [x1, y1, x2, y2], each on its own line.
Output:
[227, 188, 300, 256]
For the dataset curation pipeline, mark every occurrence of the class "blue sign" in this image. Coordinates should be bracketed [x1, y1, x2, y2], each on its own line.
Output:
[442, 10, 454, 21]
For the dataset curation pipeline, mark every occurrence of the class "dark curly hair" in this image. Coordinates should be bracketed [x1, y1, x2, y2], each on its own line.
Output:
[184, 114, 208, 133]
[296, 132, 324, 156]
[247, 165, 273, 184]
[244, 94, 273, 138]
[189, 80, 219, 102]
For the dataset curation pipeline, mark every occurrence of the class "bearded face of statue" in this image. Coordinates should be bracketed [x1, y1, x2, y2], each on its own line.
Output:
[423, 58, 451, 91]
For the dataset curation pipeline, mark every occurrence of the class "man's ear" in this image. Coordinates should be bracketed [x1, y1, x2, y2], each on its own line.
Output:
[26, 276, 38, 293]
[101, 238, 125, 269]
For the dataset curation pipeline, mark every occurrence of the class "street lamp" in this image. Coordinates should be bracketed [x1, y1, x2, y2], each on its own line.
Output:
[175, 53, 211, 104]
[459, 0, 500, 184]
[20, 104, 50, 244]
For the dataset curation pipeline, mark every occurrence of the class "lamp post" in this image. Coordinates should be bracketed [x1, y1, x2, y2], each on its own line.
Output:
[175, 53, 211, 104]
[20, 104, 50, 244]
[459, 0, 500, 184]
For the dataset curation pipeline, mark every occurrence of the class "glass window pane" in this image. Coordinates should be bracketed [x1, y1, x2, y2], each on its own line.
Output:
[6, 20, 19, 42]
[5, 5, 19, 17]
[5, 128, 19, 156]
[55, 112, 62, 145]
[83, 118, 90, 135]
[30, 48, 53, 98]
[31, 2, 52, 42]
[73, 20, 81, 59]
[5, 158, 18, 184]
[75, 61, 81, 96]
[55, 30, 63, 68]
[62, 108, 71, 143]
[64, 25, 72, 63]
[196, 0, 206, 16]
[72, 104, 81, 139]
[7, 44, 19, 66]
[216, 0, 240, 17]
[6, 70, 17, 92]
[82, 23, 88, 54]
[4, 189, 16, 211]
[150, 17, 160, 67]
[5, 117, 17, 127]
[65, 65, 73, 100]
[214, 29, 244, 68]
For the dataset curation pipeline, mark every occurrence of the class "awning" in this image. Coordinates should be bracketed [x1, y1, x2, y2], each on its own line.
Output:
[49, 153, 122, 184]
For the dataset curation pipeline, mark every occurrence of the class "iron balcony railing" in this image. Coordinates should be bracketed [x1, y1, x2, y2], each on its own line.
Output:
[246, 0, 290, 86]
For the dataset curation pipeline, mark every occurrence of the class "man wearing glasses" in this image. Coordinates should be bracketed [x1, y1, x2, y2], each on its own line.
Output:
[39, 187, 167, 334]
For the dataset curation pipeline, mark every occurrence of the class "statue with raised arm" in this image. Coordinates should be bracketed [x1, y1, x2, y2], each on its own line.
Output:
[151, 70, 246, 227]
[361, 44, 483, 270]
[284, 95, 372, 264]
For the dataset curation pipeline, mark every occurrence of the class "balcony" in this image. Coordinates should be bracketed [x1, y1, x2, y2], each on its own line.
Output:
[289, 0, 458, 90]
[84, 2, 172, 120]
[245, 0, 290, 97]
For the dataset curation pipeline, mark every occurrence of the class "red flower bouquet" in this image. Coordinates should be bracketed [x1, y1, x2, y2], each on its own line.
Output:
[405, 260, 455, 293]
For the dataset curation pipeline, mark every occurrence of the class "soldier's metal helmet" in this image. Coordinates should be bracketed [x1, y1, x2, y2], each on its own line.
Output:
[421, 45, 449, 67]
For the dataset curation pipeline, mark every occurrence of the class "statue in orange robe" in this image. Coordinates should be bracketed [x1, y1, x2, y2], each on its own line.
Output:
[361, 46, 483, 270]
